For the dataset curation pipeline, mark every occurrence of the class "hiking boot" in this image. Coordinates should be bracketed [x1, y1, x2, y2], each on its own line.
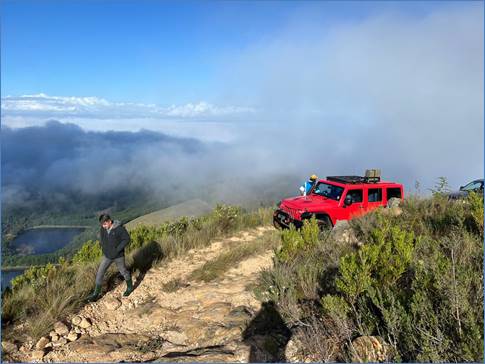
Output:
[87, 284, 101, 302]
[123, 278, 134, 297]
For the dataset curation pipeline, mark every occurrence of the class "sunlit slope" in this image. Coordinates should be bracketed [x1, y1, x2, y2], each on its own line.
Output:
[125, 199, 213, 229]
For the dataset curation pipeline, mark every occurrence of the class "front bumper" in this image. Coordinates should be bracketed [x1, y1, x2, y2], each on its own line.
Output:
[273, 209, 303, 229]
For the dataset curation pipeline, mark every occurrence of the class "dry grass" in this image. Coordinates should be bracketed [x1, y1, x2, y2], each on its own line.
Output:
[189, 231, 280, 283]
[2, 262, 98, 340]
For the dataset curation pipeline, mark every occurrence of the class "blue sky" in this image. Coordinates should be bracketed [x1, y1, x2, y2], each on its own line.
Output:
[2, 0, 458, 104]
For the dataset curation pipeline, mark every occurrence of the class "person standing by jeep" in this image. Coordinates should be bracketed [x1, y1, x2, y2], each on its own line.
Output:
[87, 214, 133, 301]
[299, 174, 318, 196]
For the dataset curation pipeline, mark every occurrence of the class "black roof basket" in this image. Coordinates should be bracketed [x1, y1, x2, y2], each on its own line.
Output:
[326, 175, 381, 184]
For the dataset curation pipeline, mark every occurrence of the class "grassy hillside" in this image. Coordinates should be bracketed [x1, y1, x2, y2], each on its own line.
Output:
[125, 199, 213, 229]
[2, 204, 273, 341]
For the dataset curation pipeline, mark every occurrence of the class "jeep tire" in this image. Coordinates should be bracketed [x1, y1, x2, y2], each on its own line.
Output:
[316, 215, 332, 231]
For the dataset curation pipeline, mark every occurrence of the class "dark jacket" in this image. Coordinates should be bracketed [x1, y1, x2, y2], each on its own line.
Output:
[99, 220, 131, 259]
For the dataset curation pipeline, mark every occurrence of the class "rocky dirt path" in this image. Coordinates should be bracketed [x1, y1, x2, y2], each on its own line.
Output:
[17, 226, 279, 363]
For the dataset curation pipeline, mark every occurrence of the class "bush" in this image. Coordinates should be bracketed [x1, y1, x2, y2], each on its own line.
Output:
[256, 194, 484, 362]
[211, 204, 241, 232]
[71, 240, 102, 264]
[11, 263, 58, 291]
[276, 217, 320, 263]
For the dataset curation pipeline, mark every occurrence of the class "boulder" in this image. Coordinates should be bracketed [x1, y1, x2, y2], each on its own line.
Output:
[350, 336, 387, 362]
[35, 337, 50, 350]
[284, 336, 301, 362]
[53, 321, 69, 336]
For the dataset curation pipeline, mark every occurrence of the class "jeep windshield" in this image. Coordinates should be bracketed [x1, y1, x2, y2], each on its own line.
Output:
[311, 182, 344, 201]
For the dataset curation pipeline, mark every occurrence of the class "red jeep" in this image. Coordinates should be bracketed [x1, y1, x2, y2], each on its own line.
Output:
[273, 174, 404, 229]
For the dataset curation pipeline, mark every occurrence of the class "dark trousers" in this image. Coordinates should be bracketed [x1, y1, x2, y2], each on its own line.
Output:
[95, 255, 131, 286]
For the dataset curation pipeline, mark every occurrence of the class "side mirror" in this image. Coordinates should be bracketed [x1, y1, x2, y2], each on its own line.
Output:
[344, 195, 353, 206]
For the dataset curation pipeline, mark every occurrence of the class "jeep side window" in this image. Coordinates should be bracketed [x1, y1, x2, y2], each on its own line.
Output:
[347, 189, 363, 203]
[368, 188, 382, 202]
[387, 187, 402, 199]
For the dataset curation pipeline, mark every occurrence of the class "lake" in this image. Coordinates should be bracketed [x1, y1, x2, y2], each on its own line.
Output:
[1, 269, 25, 291]
[2, 227, 87, 291]
[9, 227, 87, 255]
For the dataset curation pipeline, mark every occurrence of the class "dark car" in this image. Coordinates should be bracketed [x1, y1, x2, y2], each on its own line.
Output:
[448, 179, 484, 200]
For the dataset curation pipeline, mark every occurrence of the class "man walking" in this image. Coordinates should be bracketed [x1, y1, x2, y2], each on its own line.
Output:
[87, 214, 133, 302]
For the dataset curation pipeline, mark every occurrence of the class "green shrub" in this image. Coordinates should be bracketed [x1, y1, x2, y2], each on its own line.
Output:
[336, 217, 414, 303]
[11, 263, 58, 291]
[211, 204, 241, 231]
[129, 225, 163, 251]
[71, 239, 102, 264]
[276, 217, 320, 263]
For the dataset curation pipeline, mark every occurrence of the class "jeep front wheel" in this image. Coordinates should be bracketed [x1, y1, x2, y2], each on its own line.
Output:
[316, 215, 333, 231]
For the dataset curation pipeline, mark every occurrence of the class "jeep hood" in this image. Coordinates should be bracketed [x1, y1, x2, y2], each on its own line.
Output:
[281, 196, 339, 211]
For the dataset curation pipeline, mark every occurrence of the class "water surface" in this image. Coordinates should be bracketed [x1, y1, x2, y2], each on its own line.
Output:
[9, 227, 86, 255]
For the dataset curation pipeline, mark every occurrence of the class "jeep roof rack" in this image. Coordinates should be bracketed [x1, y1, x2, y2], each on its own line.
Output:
[326, 175, 381, 184]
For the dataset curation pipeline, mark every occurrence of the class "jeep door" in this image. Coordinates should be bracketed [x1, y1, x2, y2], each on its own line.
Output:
[366, 186, 383, 212]
[343, 188, 366, 218]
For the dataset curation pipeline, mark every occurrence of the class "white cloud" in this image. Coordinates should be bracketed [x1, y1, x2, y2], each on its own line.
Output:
[1, 93, 255, 120]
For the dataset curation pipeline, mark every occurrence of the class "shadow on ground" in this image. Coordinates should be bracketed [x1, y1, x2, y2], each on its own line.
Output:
[242, 301, 292, 362]
[129, 241, 164, 289]
[104, 241, 164, 293]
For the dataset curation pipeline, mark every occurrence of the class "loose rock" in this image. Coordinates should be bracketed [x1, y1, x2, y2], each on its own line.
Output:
[71, 315, 82, 326]
[79, 317, 92, 329]
[35, 337, 50, 350]
[67, 332, 79, 342]
[54, 321, 69, 336]
[52, 337, 68, 347]
[31, 350, 45, 361]
[2, 340, 18, 353]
